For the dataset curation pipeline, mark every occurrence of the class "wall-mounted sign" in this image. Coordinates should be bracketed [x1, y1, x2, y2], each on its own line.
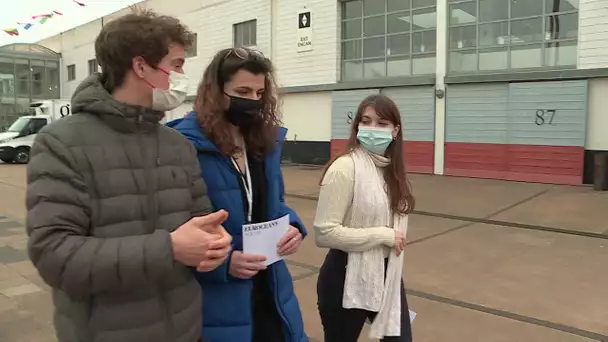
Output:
[297, 9, 313, 53]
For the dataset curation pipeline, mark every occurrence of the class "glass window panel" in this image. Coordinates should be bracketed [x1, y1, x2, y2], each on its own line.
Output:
[46, 62, 60, 99]
[412, 0, 435, 8]
[479, 0, 508, 22]
[364, 0, 385, 16]
[31, 60, 45, 98]
[479, 21, 509, 46]
[343, 19, 362, 39]
[15, 59, 30, 99]
[412, 54, 435, 74]
[413, 30, 436, 53]
[363, 58, 386, 78]
[388, 11, 410, 34]
[545, 0, 579, 13]
[342, 60, 363, 80]
[479, 47, 508, 70]
[387, 55, 411, 75]
[344, 1, 363, 19]
[545, 13, 578, 40]
[449, 25, 476, 49]
[545, 40, 577, 66]
[234, 24, 243, 46]
[363, 37, 386, 58]
[249, 22, 257, 46]
[388, 33, 410, 55]
[67, 65, 76, 81]
[511, 18, 543, 44]
[342, 40, 362, 60]
[412, 7, 437, 30]
[511, 0, 543, 18]
[449, 49, 478, 72]
[88, 59, 98, 76]
[0, 57, 14, 98]
[388, 0, 410, 12]
[15, 98, 31, 116]
[510, 44, 542, 68]
[364, 15, 386, 37]
[449, 2, 477, 25]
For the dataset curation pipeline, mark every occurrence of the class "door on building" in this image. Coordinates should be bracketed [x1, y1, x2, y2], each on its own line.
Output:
[444, 80, 588, 185]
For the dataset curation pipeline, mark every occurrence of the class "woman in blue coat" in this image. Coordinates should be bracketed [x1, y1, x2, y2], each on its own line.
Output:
[167, 47, 308, 342]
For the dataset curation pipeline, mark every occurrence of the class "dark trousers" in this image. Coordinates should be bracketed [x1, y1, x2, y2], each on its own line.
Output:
[317, 249, 413, 342]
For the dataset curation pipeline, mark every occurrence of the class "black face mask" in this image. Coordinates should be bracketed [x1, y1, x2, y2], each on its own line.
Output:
[225, 94, 264, 128]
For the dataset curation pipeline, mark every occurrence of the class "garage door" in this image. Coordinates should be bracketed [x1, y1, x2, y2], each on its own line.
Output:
[382, 86, 435, 173]
[445, 80, 588, 185]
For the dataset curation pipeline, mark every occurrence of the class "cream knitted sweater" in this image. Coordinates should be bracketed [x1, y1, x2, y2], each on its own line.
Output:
[314, 150, 407, 338]
[313, 154, 396, 253]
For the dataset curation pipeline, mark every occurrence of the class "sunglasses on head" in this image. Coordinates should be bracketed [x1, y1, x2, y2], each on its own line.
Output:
[224, 47, 266, 61]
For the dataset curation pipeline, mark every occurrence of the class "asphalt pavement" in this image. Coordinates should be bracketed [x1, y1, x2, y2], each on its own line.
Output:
[0, 163, 607, 341]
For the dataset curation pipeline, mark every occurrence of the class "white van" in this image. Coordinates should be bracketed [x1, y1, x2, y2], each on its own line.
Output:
[0, 99, 71, 164]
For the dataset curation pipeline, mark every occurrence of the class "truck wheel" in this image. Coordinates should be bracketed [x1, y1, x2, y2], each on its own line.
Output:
[14, 147, 30, 164]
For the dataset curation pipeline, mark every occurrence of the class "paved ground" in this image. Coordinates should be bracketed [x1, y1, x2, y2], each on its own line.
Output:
[0, 163, 607, 342]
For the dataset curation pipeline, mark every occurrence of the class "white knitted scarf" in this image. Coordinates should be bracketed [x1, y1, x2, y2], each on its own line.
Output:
[342, 148, 408, 339]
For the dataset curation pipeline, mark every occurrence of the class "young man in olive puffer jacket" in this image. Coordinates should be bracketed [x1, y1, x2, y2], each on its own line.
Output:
[25, 10, 232, 342]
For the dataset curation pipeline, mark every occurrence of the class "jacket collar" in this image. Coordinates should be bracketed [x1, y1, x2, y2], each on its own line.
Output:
[166, 111, 288, 153]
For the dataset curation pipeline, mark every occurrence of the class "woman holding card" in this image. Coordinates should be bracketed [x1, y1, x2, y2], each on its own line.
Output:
[313, 94, 415, 342]
[167, 47, 307, 342]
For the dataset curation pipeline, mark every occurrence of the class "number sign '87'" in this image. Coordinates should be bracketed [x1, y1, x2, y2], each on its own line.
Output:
[535, 109, 556, 126]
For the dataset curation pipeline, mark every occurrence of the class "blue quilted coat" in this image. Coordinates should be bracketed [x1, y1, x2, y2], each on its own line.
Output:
[167, 112, 308, 342]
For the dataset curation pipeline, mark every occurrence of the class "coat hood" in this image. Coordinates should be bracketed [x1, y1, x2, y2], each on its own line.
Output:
[71, 73, 164, 132]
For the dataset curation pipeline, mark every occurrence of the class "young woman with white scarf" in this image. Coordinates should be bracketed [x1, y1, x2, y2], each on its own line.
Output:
[313, 94, 415, 342]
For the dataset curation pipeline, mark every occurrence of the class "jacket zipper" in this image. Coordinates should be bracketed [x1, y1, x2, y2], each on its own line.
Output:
[273, 270, 294, 342]
[200, 147, 295, 341]
[137, 113, 177, 340]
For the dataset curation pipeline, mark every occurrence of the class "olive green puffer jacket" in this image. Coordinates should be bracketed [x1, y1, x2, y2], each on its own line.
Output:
[26, 74, 209, 342]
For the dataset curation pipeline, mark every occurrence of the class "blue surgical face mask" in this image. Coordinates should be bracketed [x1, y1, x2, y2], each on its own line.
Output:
[357, 126, 394, 155]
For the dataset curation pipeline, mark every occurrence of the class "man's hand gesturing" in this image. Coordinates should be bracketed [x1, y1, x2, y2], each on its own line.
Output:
[170, 210, 232, 271]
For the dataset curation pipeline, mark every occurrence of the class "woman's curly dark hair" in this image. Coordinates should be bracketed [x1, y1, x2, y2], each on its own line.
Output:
[193, 47, 281, 159]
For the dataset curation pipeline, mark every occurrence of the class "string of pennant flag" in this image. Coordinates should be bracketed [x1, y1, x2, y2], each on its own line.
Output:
[3, 0, 87, 37]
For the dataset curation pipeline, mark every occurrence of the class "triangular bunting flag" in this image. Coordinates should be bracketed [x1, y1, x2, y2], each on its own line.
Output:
[3, 28, 19, 36]
[17, 22, 33, 30]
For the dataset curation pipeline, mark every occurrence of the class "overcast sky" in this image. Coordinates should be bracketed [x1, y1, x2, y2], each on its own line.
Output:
[0, 0, 141, 47]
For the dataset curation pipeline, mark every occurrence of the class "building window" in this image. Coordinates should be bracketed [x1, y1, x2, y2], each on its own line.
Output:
[67, 64, 76, 81]
[234, 20, 257, 47]
[448, 0, 579, 73]
[340, 0, 437, 81]
[88, 59, 98, 75]
[185, 33, 198, 58]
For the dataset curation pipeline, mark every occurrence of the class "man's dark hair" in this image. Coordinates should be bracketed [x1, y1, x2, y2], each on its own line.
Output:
[95, 10, 193, 91]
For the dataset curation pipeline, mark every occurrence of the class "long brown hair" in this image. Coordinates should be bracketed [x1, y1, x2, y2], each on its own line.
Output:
[194, 48, 281, 159]
[322, 94, 415, 215]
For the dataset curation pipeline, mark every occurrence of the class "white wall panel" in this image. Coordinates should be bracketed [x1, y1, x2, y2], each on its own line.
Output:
[586, 78, 608, 150]
[579, 0, 608, 69]
[280, 91, 332, 142]
[274, 0, 339, 87]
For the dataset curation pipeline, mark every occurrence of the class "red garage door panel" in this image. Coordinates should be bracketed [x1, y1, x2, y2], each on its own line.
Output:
[445, 142, 584, 185]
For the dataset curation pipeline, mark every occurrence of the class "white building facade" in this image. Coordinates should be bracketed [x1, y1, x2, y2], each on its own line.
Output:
[36, 0, 608, 185]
